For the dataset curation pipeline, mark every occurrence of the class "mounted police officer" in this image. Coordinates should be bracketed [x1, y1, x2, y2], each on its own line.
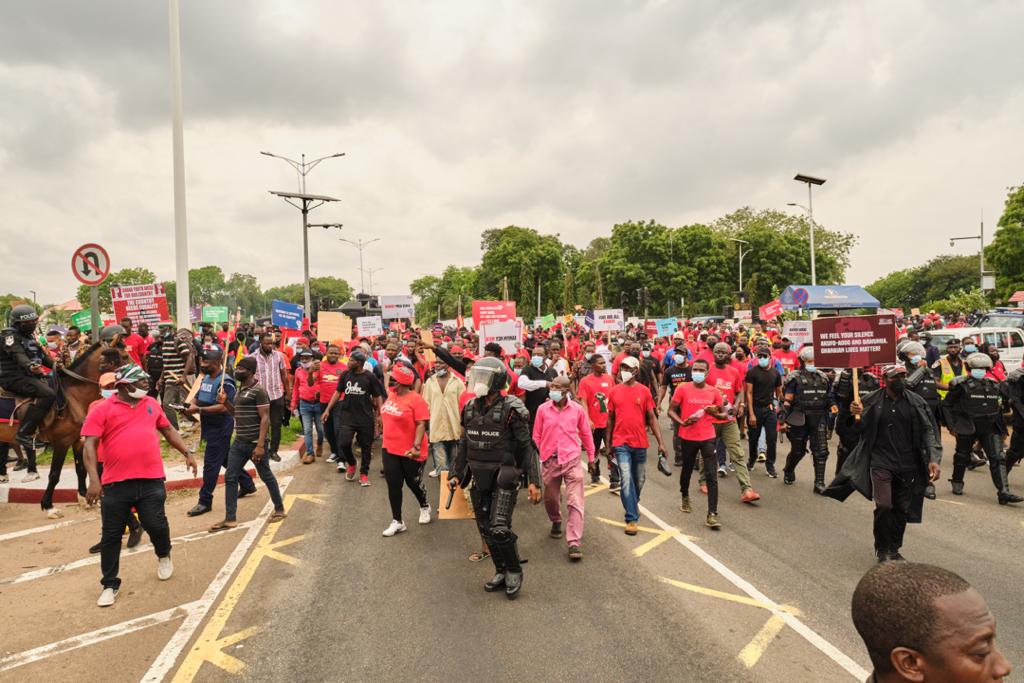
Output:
[448, 356, 541, 600]
[781, 346, 833, 493]
[900, 340, 943, 499]
[942, 352, 1022, 505]
[833, 365, 880, 475]
[0, 305, 55, 471]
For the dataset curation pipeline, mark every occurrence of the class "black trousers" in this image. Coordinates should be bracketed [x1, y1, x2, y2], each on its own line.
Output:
[382, 450, 428, 521]
[591, 427, 607, 478]
[785, 413, 829, 471]
[679, 438, 718, 515]
[335, 416, 375, 474]
[747, 404, 778, 469]
[952, 430, 1003, 491]
[321, 402, 338, 455]
[4, 375, 55, 442]
[470, 466, 522, 574]
[100, 478, 171, 590]
[871, 468, 915, 554]
[268, 397, 285, 453]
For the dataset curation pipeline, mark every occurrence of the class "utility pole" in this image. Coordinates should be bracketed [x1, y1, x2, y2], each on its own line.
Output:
[338, 236, 382, 295]
[168, 0, 190, 328]
[367, 267, 383, 296]
[502, 275, 509, 301]
[595, 263, 604, 308]
[537, 275, 542, 318]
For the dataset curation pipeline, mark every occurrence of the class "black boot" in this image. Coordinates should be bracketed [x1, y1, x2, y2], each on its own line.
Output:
[949, 479, 964, 495]
[783, 452, 801, 485]
[16, 401, 49, 449]
[504, 570, 523, 599]
[812, 458, 827, 495]
[950, 462, 967, 495]
[993, 462, 1024, 504]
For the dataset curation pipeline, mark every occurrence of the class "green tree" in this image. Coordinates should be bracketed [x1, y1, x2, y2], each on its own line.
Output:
[985, 184, 1024, 299]
[223, 273, 266, 317]
[866, 255, 979, 309]
[76, 267, 158, 311]
[188, 265, 227, 305]
[410, 275, 443, 322]
[0, 294, 40, 323]
[264, 276, 353, 312]
[477, 226, 564, 316]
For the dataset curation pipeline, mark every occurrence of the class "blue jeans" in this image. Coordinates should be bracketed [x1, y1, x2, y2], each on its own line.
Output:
[428, 440, 457, 472]
[614, 445, 647, 523]
[298, 400, 324, 454]
[224, 440, 285, 521]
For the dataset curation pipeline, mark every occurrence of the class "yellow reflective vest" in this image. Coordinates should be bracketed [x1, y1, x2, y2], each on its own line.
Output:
[935, 356, 967, 399]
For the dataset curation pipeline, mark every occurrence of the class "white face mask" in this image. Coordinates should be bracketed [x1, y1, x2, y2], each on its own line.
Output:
[621, 371, 634, 383]
[473, 382, 490, 396]
[300, 361, 312, 369]
[127, 387, 148, 399]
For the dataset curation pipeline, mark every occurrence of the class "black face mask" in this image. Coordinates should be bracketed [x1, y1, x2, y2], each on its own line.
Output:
[628, 350, 640, 358]
[888, 378, 905, 394]
[781, 344, 791, 351]
[234, 369, 251, 382]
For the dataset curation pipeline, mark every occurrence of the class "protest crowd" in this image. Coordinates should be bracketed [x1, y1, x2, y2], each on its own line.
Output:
[0, 299, 1017, 678]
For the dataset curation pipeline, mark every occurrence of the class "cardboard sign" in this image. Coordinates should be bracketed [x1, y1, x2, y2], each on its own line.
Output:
[202, 305, 229, 323]
[783, 320, 813, 348]
[655, 318, 678, 337]
[471, 300, 516, 328]
[419, 328, 436, 363]
[380, 295, 415, 320]
[911, 308, 921, 316]
[356, 315, 384, 338]
[812, 314, 898, 368]
[438, 472, 475, 520]
[271, 299, 304, 330]
[592, 308, 625, 332]
[758, 299, 783, 322]
[111, 283, 172, 326]
[479, 320, 523, 355]
[317, 311, 350, 343]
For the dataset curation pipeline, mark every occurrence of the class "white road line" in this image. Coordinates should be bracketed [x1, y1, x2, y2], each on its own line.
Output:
[0, 515, 98, 543]
[0, 600, 203, 673]
[609, 477, 870, 680]
[0, 522, 255, 586]
[142, 476, 293, 683]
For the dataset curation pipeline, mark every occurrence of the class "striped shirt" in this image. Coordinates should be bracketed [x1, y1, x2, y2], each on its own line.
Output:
[254, 349, 287, 400]
[160, 337, 192, 384]
[234, 383, 269, 443]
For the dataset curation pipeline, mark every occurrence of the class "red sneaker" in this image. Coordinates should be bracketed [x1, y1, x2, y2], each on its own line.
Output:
[700, 484, 708, 495]
[741, 488, 761, 504]
[359, 474, 370, 487]
[345, 466, 356, 481]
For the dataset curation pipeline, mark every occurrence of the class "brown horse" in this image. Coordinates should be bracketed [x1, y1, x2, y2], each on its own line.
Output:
[19, 343, 129, 512]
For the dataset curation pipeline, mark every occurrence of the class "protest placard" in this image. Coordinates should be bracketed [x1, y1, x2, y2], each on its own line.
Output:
[380, 295, 415, 320]
[317, 311, 350, 343]
[759, 299, 783, 322]
[271, 300, 304, 331]
[202, 306, 229, 323]
[783, 320, 813, 348]
[592, 309, 625, 332]
[110, 283, 172, 326]
[479, 319, 523, 355]
[655, 318, 678, 337]
[356, 315, 384, 337]
[812, 314, 898, 368]
[471, 300, 516, 327]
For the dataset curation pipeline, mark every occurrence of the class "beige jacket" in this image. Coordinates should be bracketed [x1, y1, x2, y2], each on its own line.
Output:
[421, 373, 466, 443]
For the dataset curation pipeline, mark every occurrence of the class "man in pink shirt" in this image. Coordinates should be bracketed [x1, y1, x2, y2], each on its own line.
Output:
[533, 376, 595, 561]
[82, 363, 197, 608]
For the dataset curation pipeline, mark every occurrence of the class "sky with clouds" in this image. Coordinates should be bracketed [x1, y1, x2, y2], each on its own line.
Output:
[2, 0, 1023, 306]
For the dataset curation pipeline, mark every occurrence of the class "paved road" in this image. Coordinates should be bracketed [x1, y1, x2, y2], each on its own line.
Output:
[2, 419, 1021, 682]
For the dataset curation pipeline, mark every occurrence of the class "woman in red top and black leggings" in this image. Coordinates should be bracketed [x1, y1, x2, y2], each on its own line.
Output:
[380, 365, 432, 537]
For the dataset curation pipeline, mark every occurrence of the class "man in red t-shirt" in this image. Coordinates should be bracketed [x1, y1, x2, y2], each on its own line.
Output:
[120, 317, 147, 366]
[669, 358, 725, 527]
[707, 343, 760, 504]
[772, 337, 800, 376]
[577, 354, 614, 485]
[605, 356, 666, 535]
[82, 363, 196, 608]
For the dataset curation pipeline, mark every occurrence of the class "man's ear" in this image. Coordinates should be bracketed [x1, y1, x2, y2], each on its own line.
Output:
[890, 647, 926, 682]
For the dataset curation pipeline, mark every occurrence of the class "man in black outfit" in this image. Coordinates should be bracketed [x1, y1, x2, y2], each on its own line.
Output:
[825, 365, 941, 562]
[832, 365, 880, 474]
[745, 347, 782, 477]
[900, 340, 942, 499]
[321, 349, 385, 485]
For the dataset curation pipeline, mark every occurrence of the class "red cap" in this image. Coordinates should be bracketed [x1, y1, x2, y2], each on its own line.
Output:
[391, 365, 416, 386]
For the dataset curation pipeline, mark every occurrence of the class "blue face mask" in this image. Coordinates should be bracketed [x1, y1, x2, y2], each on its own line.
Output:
[970, 368, 987, 380]
[757, 357, 770, 368]
[514, 367, 523, 375]
[964, 344, 977, 354]
[909, 355, 922, 364]
[549, 390, 564, 403]
[805, 364, 817, 373]
[101, 389, 115, 399]
[691, 371, 706, 384]
[531, 356, 544, 368]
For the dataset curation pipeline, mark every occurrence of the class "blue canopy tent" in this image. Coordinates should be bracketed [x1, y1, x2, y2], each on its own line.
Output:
[779, 285, 880, 311]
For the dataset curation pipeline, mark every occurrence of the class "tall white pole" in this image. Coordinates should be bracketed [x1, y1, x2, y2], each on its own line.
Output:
[169, 0, 190, 328]
[807, 183, 817, 287]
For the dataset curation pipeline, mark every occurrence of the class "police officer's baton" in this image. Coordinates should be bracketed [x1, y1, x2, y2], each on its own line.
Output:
[445, 483, 456, 510]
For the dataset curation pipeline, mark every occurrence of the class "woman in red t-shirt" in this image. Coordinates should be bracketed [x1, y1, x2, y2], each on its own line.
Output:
[379, 365, 431, 537]
[669, 359, 726, 529]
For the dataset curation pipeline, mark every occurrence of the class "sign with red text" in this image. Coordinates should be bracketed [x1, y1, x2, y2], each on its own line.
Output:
[812, 314, 898, 368]
[356, 315, 384, 338]
[479, 319, 523, 355]
[110, 283, 171, 326]
[471, 300, 516, 328]
[758, 299, 783, 322]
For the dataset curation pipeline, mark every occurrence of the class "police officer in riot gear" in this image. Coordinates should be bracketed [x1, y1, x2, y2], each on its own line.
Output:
[1002, 367, 1024, 482]
[900, 340, 943, 499]
[448, 356, 541, 600]
[942, 352, 1022, 505]
[833, 365, 879, 476]
[781, 346, 833, 493]
[0, 305, 55, 456]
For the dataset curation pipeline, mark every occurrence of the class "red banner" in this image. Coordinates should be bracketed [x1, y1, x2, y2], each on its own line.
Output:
[471, 300, 516, 328]
[110, 283, 171, 326]
[644, 319, 657, 337]
[758, 299, 783, 321]
[811, 314, 897, 368]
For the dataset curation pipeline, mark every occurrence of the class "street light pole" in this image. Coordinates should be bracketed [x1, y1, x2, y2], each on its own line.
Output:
[338, 237, 382, 295]
[727, 238, 751, 293]
[262, 151, 345, 315]
[949, 213, 987, 291]
[367, 267, 384, 296]
[792, 174, 826, 286]
[169, 0, 190, 328]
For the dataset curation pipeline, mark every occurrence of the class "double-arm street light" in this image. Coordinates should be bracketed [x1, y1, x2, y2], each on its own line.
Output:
[727, 238, 751, 294]
[789, 173, 826, 286]
[339, 237, 382, 295]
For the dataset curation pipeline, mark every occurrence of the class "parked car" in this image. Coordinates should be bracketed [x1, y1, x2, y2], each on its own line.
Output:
[927, 327, 1024, 367]
[977, 309, 1024, 329]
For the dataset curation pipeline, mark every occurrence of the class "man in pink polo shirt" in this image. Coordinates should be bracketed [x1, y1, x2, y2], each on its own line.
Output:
[82, 364, 197, 608]
[533, 375, 596, 561]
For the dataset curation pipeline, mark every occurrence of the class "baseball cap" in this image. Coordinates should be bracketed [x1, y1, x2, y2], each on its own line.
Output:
[621, 356, 640, 370]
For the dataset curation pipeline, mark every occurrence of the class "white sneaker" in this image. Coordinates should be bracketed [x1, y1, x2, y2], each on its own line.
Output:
[382, 520, 406, 537]
[97, 587, 118, 607]
[326, 454, 338, 463]
[46, 508, 63, 519]
[428, 468, 440, 478]
[157, 556, 174, 580]
[0, 474, 8, 483]
[23, 471, 40, 483]
[419, 505, 432, 524]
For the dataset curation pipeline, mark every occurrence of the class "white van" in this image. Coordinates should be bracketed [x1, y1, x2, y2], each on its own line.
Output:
[927, 327, 1024, 368]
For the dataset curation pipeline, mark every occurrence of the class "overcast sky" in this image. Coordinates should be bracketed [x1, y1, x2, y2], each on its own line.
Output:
[2, 0, 1023, 306]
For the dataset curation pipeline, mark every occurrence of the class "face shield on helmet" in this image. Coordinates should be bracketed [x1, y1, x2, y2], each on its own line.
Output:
[467, 357, 508, 397]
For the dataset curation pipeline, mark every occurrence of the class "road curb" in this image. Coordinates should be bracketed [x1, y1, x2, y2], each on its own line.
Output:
[1, 450, 300, 505]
